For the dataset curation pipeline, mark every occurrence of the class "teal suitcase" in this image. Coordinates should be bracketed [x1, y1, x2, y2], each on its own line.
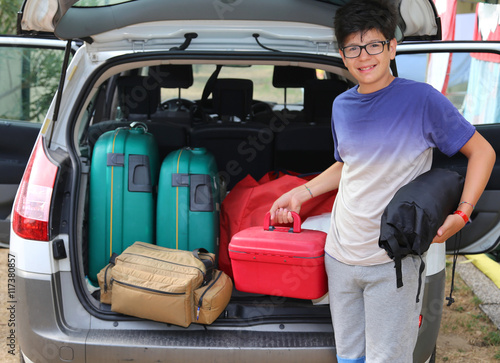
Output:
[157, 147, 220, 253]
[88, 123, 159, 283]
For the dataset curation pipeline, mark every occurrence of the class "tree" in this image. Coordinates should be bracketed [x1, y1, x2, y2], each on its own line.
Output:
[0, 0, 66, 123]
[0, 0, 22, 34]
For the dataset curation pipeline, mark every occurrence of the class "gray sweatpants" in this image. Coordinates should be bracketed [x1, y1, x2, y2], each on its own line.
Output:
[325, 253, 425, 363]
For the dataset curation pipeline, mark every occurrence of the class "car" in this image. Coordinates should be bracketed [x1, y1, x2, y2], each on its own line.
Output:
[7, 0, 500, 362]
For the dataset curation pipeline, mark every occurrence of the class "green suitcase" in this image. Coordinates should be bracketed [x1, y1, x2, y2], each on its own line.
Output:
[157, 147, 220, 253]
[88, 123, 159, 283]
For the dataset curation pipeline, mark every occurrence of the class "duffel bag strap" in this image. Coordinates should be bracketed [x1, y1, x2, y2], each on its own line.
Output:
[109, 252, 119, 265]
[193, 248, 215, 284]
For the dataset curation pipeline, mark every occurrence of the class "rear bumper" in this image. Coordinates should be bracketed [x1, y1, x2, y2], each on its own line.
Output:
[15, 270, 336, 363]
[86, 329, 336, 362]
[16, 270, 88, 363]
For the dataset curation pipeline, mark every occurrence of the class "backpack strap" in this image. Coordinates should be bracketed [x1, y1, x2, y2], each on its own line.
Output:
[388, 236, 403, 288]
[446, 230, 462, 306]
[415, 254, 426, 303]
[109, 252, 119, 265]
[388, 236, 426, 303]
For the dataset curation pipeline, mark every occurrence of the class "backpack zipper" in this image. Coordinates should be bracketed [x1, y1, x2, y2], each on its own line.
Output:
[196, 271, 222, 320]
[112, 278, 186, 295]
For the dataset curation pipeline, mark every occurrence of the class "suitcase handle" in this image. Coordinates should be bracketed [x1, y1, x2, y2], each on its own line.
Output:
[130, 121, 148, 133]
[263, 211, 301, 233]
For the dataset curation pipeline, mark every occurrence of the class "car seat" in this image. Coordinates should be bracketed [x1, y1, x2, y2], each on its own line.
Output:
[212, 78, 253, 122]
[116, 75, 161, 120]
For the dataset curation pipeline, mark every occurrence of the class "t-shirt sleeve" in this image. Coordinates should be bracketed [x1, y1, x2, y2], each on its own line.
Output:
[331, 101, 343, 163]
[422, 86, 476, 157]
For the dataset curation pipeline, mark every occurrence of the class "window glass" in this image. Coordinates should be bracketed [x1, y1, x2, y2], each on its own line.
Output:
[159, 64, 307, 107]
[396, 51, 500, 125]
[73, 0, 132, 7]
[0, 45, 66, 123]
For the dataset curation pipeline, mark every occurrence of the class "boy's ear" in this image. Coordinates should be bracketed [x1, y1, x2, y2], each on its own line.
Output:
[340, 49, 345, 61]
[339, 48, 348, 66]
[389, 38, 397, 59]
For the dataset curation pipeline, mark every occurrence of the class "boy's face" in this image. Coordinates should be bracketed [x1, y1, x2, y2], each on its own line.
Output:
[340, 29, 397, 94]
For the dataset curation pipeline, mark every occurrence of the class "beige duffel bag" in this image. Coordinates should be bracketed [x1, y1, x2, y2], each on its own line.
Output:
[98, 242, 232, 327]
[96, 260, 114, 305]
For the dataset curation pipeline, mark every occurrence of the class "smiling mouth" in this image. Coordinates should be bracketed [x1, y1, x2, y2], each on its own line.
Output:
[359, 65, 376, 71]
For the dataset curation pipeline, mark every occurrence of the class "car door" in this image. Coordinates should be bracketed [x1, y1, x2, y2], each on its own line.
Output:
[0, 36, 73, 245]
[396, 41, 500, 255]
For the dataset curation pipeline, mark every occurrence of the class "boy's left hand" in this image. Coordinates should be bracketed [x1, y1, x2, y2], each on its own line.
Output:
[432, 213, 467, 244]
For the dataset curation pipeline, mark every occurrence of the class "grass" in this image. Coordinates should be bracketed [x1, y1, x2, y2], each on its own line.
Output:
[485, 331, 500, 346]
[437, 256, 500, 361]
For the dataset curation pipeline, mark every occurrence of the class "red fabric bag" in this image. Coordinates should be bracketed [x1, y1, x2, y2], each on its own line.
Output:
[219, 171, 337, 278]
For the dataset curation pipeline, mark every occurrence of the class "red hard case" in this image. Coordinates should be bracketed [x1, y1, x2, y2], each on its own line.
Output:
[229, 212, 328, 299]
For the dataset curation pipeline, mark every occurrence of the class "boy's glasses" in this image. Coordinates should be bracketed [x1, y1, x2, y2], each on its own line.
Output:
[341, 40, 390, 58]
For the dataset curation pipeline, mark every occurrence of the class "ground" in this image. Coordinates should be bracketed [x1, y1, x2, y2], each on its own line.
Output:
[436, 257, 500, 362]
[1, 248, 498, 362]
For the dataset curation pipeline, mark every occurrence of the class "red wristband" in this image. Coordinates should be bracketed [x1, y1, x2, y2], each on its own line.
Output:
[453, 210, 470, 225]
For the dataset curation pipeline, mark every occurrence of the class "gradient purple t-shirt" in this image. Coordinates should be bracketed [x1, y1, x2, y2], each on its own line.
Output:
[326, 77, 475, 265]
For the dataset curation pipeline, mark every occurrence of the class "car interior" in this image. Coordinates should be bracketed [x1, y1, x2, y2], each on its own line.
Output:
[82, 63, 352, 190]
[74, 61, 353, 319]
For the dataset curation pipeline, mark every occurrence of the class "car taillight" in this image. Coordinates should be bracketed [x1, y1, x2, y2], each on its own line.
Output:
[419, 314, 423, 328]
[12, 138, 58, 241]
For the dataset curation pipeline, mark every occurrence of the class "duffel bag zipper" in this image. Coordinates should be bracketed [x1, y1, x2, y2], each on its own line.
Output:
[133, 242, 215, 268]
[111, 278, 186, 295]
[103, 263, 113, 293]
[121, 252, 206, 278]
[196, 271, 223, 321]
[136, 244, 214, 262]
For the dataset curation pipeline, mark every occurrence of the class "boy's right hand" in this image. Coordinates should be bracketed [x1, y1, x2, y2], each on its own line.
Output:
[270, 207, 297, 224]
[270, 162, 341, 224]
[269, 187, 306, 224]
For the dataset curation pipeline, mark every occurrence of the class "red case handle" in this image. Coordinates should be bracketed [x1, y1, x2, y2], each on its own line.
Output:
[263, 211, 301, 233]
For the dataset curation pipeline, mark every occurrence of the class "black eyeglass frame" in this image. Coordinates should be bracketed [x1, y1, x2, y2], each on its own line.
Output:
[341, 40, 391, 59]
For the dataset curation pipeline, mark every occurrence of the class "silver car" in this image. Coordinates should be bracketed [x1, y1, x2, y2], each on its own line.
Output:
[6, 0, 500, 362]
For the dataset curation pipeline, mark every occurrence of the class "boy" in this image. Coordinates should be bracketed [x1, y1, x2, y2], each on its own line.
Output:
[270, 0, 495, 361]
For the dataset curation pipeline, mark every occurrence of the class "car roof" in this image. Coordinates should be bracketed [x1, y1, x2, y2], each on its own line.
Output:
[19, 0, 441, 42]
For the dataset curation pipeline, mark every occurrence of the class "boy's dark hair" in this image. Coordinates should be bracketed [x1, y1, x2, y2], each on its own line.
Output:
[334, 0, 399, 49]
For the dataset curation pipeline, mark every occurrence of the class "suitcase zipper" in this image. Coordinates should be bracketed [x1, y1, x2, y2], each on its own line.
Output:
[111, 278, 186, 295]
[196, 270, 222, 321]
[175, 149, 184, 250]
[108, 130, 121, 260]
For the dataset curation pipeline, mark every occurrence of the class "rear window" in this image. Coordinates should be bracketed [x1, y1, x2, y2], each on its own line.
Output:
[159, 65, 311, 107]
[0, 44, 66, 123]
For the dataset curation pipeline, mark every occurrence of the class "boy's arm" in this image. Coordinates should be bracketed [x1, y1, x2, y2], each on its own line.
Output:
[432, 131, 496, 243]
[270, 162, 343, 224]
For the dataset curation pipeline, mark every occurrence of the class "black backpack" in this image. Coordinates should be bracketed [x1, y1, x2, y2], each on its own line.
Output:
[379, 168, 464, 302]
